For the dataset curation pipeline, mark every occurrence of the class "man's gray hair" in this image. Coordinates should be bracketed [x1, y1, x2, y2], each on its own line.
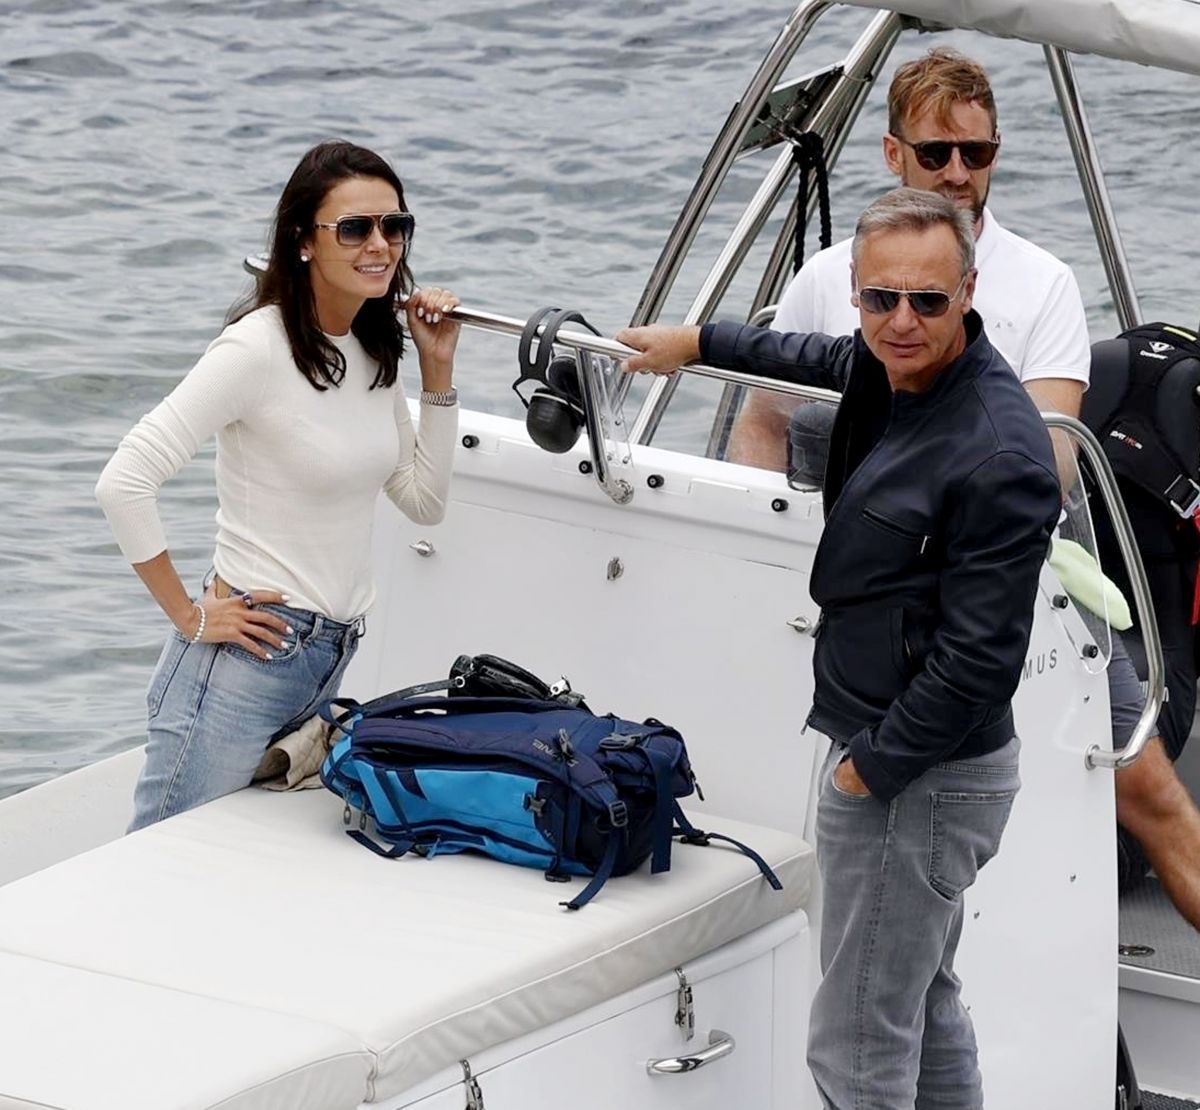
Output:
[851, 187, 975, 276]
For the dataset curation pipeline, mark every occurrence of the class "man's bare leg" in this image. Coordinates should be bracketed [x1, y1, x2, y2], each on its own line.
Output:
[725, 388, 792, 469]
[1116, 737, 1200, 930]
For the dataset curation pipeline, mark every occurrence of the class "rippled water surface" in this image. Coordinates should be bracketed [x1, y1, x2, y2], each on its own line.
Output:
[2, 0, 1198, 797]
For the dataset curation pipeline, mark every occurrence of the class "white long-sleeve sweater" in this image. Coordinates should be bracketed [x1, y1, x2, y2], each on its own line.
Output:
[95, 305, 458, 621]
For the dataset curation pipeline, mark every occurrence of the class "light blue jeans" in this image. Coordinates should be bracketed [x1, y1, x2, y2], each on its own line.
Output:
[808, 736, 1021, 1110]
[128, 598, 363, 832]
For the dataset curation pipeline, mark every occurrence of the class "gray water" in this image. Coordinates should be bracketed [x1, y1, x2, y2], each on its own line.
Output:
[1, 0, 1197, 798]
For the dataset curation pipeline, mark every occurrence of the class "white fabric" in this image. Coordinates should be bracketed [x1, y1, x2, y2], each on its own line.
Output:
[839, 0, 1200, 78]
[0, 788, 813, 1107]
[0, 951, 371, 1110]
[772, 208, 1091, 386]
[94, 305, 458, 621]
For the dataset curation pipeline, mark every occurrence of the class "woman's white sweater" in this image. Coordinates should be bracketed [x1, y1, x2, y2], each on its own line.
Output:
[95, 305, 458, 621]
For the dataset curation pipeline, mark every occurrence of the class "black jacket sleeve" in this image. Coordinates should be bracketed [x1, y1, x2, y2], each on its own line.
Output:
[700, 321, 855, 392]
[849, 450, 1061, 800]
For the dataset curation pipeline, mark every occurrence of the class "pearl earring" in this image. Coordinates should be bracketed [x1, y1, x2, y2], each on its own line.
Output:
[300, 253, 310, 263]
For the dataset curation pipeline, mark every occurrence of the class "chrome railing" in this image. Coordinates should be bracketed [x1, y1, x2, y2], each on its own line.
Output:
[1043, 414, 1162, 769]
[461, 304, 1162, 772]
[1044, 47, 1142, 331]
[629, 7, 903, 444]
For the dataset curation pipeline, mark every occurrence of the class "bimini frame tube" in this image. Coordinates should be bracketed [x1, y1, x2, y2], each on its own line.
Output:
[1044, 46, 1142, 331]
[629, 8, 902, 446]
[626, 0, 834, 336]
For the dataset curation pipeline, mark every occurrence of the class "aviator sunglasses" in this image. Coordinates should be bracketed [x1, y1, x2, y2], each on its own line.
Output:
[313, 211, 415, 248]
[856, 274, 970, 318]
[895, 136, 1000, 171]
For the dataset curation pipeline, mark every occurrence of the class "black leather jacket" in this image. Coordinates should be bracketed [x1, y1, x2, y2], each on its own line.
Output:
[702, 312, 1060, 800]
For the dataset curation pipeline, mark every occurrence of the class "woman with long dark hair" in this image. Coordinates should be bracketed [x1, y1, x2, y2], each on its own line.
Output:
[96, 140, 461, 830]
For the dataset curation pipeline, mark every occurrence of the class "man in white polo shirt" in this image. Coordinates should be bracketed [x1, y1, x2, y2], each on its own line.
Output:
[727, 45, 1090, 471]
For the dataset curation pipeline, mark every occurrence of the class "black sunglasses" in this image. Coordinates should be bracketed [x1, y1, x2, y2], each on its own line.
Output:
[313, 211, 415, 248]
[896, 136, 1000, 172]
[856, 275, 969, 318]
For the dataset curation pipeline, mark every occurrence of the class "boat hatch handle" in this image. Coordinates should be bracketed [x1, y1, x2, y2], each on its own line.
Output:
[1042, 414, 1164, 770]
[646, 1029, 736, 1075]
[461, 1059, 485, 1110]
[674, 967, 695, 1042]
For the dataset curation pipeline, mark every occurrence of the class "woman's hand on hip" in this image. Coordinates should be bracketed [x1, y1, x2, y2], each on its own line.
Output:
[403, 285, 461, 384]
[185, 587, 294, 660]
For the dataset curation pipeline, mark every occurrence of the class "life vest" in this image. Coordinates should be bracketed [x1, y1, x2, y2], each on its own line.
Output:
[1082, 321, 1200, 625]
[1084, 322, 1200, 522]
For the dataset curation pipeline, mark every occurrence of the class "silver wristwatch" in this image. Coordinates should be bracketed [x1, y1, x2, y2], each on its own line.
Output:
[420, 387, 459, 407]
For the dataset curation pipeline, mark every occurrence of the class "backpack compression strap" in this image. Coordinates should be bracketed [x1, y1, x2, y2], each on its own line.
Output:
[673, 807, 784, 892]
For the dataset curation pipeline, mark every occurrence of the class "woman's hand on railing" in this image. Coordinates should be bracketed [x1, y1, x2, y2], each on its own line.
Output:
[403, 285, 461, 387]
[614, 324, 702, 375]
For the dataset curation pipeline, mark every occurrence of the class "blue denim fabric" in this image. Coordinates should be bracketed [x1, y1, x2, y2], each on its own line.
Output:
[128, 600, 363, 832]
[807, 736, 1020, 1110]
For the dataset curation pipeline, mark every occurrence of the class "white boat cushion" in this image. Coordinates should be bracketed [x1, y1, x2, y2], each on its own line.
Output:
[0, 788, 813, 1105]
[0, 950, 371, 1110]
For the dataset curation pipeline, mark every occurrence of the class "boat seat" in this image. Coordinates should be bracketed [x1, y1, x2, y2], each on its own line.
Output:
[0, 787, 813, 1109]
[0, 949, 371, 1110]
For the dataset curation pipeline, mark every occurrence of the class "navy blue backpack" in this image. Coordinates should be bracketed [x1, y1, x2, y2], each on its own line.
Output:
[319, 659, 782, 909]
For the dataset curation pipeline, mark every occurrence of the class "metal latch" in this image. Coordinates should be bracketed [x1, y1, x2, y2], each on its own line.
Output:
[461, 1059, 485, 1110]
[674, 967, 695, 1042]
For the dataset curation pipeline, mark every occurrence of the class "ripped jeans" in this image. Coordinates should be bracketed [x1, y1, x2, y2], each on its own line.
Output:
[129, 600, 363, 832]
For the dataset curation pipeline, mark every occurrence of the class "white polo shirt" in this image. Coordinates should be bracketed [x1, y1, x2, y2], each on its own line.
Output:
[772, 207, 1091, 386]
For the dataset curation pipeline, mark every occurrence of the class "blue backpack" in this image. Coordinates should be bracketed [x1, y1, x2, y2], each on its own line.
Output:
[319, 671, 782, 910]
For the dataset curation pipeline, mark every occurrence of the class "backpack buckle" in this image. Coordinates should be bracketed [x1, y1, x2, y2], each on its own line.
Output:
[599, 732, 643, 751]
[1165, 474, 1200, 519]
[607, 800, 629, 829]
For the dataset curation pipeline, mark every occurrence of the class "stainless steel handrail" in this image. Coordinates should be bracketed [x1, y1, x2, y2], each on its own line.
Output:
[1042, 413, 1163, 769]
[450, 305, 841, 404]
[466, 305, 1161, 770]
[1044, 47, 1142, 331]
[452, 307, 635, 504]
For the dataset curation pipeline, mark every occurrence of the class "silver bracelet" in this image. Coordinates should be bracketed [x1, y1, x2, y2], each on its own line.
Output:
[188, 602, 206, 645]
[420, 386, 458, 407]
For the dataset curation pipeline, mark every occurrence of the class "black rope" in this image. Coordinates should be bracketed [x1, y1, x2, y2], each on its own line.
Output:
[791, 131, 832, 274]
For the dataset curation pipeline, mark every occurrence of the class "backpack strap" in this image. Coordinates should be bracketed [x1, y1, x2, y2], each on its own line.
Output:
[633, 739, 681, 875]
[346, 828, 412, 859]
[561, 829, 622, 911]
[672, 807, 784, 891]
[1101, 325, 1200, 519]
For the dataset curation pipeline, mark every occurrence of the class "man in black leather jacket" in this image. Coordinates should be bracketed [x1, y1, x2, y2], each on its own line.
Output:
[618, 187, 1060, 1110]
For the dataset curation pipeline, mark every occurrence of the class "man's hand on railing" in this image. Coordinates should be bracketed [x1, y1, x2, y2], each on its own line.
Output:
[614, 324, 702, 375]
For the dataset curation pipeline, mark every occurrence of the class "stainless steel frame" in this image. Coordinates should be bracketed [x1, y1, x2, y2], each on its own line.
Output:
[629, 8, 902, 445]
[1044, 46, 1142, 331]
[1043, 414, 1163, 769]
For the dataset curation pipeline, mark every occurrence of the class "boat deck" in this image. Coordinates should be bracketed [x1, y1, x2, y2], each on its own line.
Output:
[1120, 878, 1200, 981]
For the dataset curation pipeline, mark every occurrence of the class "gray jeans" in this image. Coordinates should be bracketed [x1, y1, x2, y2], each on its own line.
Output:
[808, 736, 1021, 1109]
